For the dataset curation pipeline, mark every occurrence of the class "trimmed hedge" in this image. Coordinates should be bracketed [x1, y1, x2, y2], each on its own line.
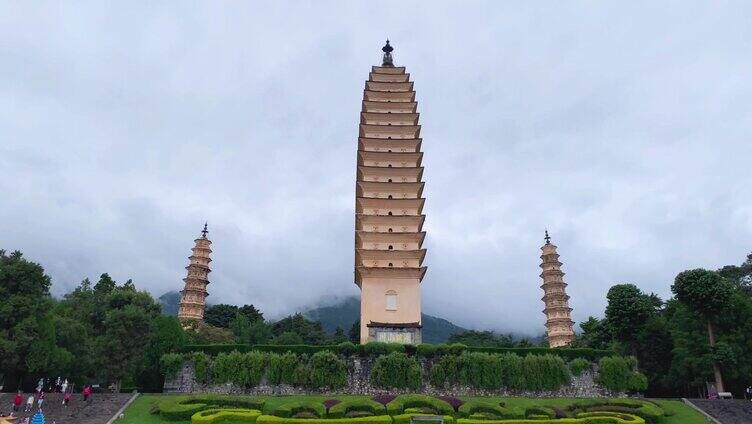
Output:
[182, 343, 613, 361]
[193, 351, 211, 384]
[274, 401, 326, 418]
[386, 395, 454, 416]
[257, 415, 393, 424]
[191, 408, 261, 424]
[328, 399, 387, 418]
[393, 414, 455, 424]
[456, 414, 645, 424]
[457, 400, 524, 419]
[157, 395, 265, 421]
[568, 399, 664, 424]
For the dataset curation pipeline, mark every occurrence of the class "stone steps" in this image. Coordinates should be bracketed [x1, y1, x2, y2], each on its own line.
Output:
[0, 393, 133, 424]
[687, 398, 752, 424]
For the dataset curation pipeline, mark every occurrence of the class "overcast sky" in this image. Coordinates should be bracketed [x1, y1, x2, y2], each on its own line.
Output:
[2, 2, 751, 335]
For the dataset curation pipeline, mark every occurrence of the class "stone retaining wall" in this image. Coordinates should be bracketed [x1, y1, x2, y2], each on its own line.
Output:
[165, 357, 620, 398]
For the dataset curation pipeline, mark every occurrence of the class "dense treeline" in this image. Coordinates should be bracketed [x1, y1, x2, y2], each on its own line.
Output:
[0, 250, 346, 392]
[573, 252, 752, 397]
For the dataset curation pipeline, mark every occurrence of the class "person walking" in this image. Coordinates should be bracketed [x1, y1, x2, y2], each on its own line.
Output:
[36, 392, 44, 410]
[13, 391, 23, 412]
[83, 385, 91, 402]
[25, 395, 34, 412]
[60, 379, 68, 394]
[63, 391, 71, 408]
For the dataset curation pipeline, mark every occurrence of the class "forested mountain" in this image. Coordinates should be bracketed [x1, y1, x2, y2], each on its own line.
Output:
[304, 296, 467, 344]
[159, 292, 467, 343]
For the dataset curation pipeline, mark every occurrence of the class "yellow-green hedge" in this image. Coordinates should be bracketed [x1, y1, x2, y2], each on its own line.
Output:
[257, 415, 393, 424]
[191, 408, 261, 424]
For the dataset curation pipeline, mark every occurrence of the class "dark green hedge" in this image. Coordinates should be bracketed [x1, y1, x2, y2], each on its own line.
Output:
[182, 343, 612, 361]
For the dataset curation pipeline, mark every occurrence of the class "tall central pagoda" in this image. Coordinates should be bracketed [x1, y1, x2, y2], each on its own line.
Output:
[355, 41, 427, 344]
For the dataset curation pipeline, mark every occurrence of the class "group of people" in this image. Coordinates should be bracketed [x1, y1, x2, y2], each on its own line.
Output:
[3, 377, 94, 423]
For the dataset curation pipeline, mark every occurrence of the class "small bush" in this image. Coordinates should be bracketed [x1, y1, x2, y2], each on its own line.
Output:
[191, 408, 261, 424]
[436, 396, 464, 411]
[268, 352, 298, 385]
[386, 394, 454, 416]
[370, 352, 422, 389]
[569, 358, 592, 377]
[323, 399, 341, 412]
[160, 353, 184, 380]
[328, 399, 387, 418]
[274, 401, 326, 418]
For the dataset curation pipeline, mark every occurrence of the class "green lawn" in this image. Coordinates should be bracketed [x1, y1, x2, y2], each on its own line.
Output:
[121, 394, 711, 424]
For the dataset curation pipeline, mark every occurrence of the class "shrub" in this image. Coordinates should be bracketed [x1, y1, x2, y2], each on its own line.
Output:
[386, 395, 454, 416]
[268, 352, 298, 385]
[160, 353, 184, 380]
[157, 396, 264, 421]
[274, 401, 326, 418]
[212, 351, 244, 385]
[370, 352, 422, 389]
[192, 351, 211, 384]
[328, 399, 387, 418]
[191, 408, 261, 424]
[336, 341, 357, 356]
[416, 344, 438, 357]
[257, 415, 392, 424]
[498, 353, 525, 390]
[627, 372, 648, 392]
[310, 350, 348, 388]
[569, 358, 591, 377]
[597, 356, 641, 392]
[457, 400, 524, 419]
[522, 354, 570, 391]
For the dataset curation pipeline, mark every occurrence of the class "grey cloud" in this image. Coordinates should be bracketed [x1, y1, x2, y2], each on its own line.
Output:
[1, 1, 751, 334]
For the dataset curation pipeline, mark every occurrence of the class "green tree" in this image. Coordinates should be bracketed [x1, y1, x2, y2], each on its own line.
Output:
[139, 315, 186, 391]
[271, 313, 328, 345]
[672, 269, 735, 392]
[448, 330, 514, 347]
[239, 304, 264, 323]
[272, 331, 305, 345]
[0, 250, 69, 386]
[229, 313, 272, 345]
[349, 319, 360, 343]
[331, 326, 348, 344]
[605, 284, 654, 352]
[575, 316, 611, 350]
[204, 304, 240, 328]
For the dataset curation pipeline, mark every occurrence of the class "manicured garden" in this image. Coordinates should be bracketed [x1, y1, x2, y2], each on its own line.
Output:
[120, 394, 710, 424]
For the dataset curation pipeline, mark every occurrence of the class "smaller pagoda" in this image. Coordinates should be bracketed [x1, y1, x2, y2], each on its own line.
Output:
[178, 223, 212, 323]
[539, 230, 575, 347]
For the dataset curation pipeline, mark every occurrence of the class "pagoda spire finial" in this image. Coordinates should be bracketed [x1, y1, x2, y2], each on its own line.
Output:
[544, 229, 551, 245]
[381, 39, 394, 67]
[201, 222, 208, 238]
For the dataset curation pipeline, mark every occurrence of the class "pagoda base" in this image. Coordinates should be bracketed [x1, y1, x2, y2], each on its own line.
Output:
[366, 322, 422, 344]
